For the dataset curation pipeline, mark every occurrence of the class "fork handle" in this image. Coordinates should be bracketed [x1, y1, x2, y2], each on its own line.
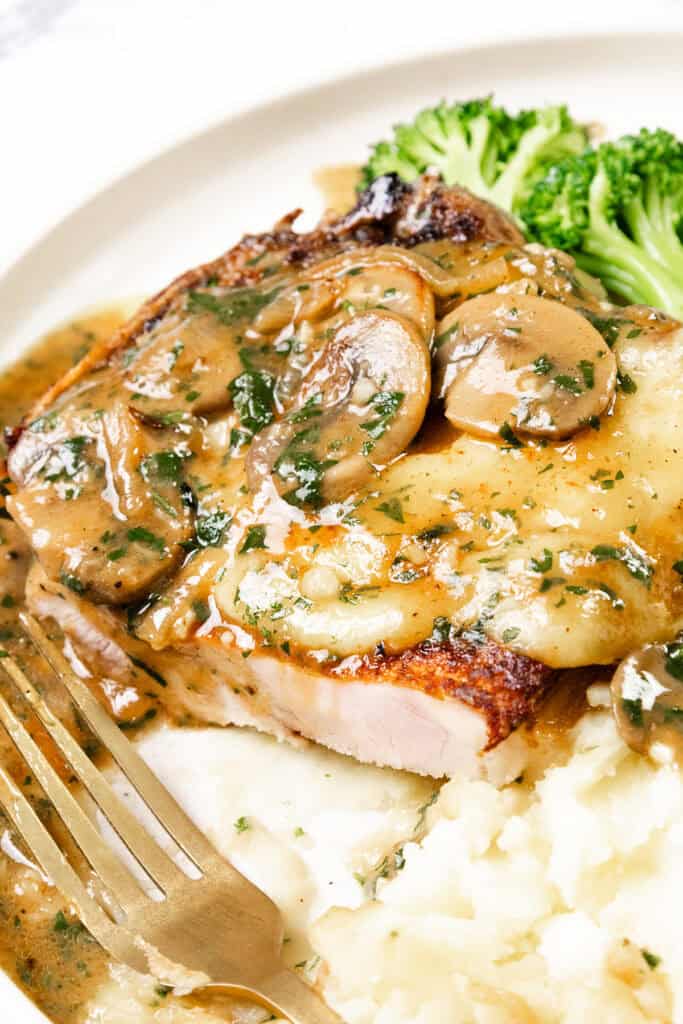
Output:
[251, 968, 344, 1023]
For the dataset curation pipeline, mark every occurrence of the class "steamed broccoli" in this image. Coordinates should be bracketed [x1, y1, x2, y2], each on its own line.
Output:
[521, 129, 683, 315]
[360, 97, 588, 214]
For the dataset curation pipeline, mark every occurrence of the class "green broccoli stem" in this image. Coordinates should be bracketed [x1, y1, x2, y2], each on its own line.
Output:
[622, 181, 683, 281]
[489, 119, 564, 213]
[577, 168, 683, 316]
[441, 114, 494, 198]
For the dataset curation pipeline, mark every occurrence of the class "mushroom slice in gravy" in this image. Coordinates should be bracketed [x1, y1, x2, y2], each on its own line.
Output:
[434, 293, 617, 440]
[8, 400, 194, 604]
[247, 310, 431, 505]
[612, 641, 683, 761]
[123, 309, 244, 417]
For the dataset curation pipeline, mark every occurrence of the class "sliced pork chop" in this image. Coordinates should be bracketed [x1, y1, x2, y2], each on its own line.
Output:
[8, 174, 683, 778]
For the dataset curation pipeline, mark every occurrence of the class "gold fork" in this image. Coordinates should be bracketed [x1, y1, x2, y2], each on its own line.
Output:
[0, 612, 343, 1023]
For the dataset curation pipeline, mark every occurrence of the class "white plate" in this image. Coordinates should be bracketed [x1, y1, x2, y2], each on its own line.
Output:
[1, 29, 682, 1023]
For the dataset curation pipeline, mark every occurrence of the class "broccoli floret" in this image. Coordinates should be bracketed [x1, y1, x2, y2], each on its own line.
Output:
[521, 130, 683, 316]
[361, 97, 588, 215]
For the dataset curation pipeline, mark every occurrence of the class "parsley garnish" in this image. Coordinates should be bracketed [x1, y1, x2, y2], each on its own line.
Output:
[617, 370, 638, 394]
[229, 370, 276, 435]
[240, 524, 267, 553]
[590, 543, 652, 586]
[127, 526, 165, 552]
[60, 573, 85, 595]
[553, 374, 582, 395]
[376, 498, 404, 523]
[188, 286, 281, 325]
[530, 549, 553, 573]
[196, 509, 230, 547]
[498, 422, 523, 447]
[140, 450, 185, 483]
[360, 391, 404, 452]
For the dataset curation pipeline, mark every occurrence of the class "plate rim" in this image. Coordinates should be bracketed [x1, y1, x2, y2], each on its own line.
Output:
[2, 24, 683, 294]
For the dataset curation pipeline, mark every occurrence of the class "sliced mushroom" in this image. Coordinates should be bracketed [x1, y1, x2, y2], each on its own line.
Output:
[611, 642, 683, 761]
[246, 310, 430, 506]
[7, 400, 194, 605]
[307, 245, 467, 299]
[252, 279, 340, 333]
[433, 293, 617, 441]
[340, 263, 435, 339]
[123, 310, 243, 417]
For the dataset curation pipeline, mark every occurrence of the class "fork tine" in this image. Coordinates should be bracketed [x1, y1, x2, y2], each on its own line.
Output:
[0, 683, 144, 911]
[22, 613, 218, 870]
[0, 764, 149, 976]
[0, 650, 186, 894]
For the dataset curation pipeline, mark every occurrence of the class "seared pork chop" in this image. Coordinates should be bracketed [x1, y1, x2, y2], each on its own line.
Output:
[7, 175, 683, 778]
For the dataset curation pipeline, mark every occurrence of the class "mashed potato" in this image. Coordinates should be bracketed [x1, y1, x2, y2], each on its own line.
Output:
[81, 711, 682, 1023]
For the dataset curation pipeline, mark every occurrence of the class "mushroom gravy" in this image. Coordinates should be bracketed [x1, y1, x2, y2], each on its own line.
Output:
[0, 311, 126, 1020]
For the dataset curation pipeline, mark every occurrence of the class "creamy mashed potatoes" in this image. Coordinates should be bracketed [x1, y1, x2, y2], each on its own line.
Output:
[70, 711, 682, 1024]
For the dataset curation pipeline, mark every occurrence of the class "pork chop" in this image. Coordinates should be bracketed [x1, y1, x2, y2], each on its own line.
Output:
[7, 174, 683, 779]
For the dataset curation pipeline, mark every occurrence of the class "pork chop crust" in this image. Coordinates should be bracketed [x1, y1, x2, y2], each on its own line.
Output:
[352, 638, 556, 749]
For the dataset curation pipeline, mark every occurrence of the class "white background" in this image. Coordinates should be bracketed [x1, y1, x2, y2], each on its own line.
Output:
[2, 0, 683, 276]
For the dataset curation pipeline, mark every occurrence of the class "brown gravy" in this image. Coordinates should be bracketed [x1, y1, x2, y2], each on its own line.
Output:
[0, 311, 126, 1021]
[0, 310, 249, 1022]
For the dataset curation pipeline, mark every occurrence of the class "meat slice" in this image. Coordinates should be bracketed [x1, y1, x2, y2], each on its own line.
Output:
[8, 176, 565, 780]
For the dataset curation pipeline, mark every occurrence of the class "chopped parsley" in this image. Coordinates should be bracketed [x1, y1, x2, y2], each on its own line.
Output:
[192, 599, 211, 623]
[642, 949, 661, 970]
[60, 573, 85, 595]
[240, 524, 267, 553]
[498, 422, 523, 448]
[360, 391, 404, 453]
[290, 394, 322, 422]
[622, 698, 644, 727]
[617, 370, 638, 394]
[664, 641, 683, 681]
[339, 583, 380, 604]
[529, 548, 553, 573]
[187, 285, 281, 325]
[127, 526, 165, 552]
[276, 450, 336, 509]
[140, 450, 185, 483]
[195, 509, 230, 547]
[553, 373, 582, 395]
[577, 309, 626, 347]
[533, 353, 554, 375]
[434, 322, 459, 349]
[376, 497, 404, 523]
[229, 370, 276, 435]
[590, 543, 653, 586]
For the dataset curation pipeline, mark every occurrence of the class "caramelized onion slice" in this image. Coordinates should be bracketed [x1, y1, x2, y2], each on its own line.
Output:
[434, 293, 617, 441]
[246, 311, 430, 505]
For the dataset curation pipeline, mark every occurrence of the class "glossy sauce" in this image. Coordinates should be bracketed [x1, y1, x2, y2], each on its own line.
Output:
[0, 311, 174, 1021]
